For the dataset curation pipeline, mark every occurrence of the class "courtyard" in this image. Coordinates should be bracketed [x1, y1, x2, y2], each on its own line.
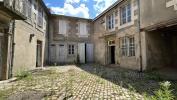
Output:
[0, 64, 176, 100]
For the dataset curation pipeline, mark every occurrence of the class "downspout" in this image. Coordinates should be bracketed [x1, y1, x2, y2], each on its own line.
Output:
[47, 17, 50, 65]
[137, 0, 143, 72]
[9, 20, 15, 78]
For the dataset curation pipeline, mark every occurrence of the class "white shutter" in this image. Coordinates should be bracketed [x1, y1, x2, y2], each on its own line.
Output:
[59, 20, 63, 34]
[78, 43, 86, 63]
[59, 20, 67, 35]
[63, 21, 66, 34]
[79, 22, 88, 37]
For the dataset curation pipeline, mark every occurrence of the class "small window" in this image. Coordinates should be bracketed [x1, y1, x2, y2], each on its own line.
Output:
[68, 45, 74, 55]
[120, 3, 131, 25]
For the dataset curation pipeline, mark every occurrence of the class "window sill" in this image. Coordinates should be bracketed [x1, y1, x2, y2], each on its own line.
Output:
[118, 21, 134, 30]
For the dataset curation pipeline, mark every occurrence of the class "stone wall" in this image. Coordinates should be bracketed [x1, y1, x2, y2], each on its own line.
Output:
[13, 20, 47, 75]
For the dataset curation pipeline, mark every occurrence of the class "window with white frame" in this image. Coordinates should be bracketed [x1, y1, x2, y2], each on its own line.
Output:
[68, 44, 74, 55]
[120, 3, 131, 25]
[129, 37, 135, 56]
[121, 37, 128, 56]
[120, 36, 135, 57]
[107, 13, 115, 30]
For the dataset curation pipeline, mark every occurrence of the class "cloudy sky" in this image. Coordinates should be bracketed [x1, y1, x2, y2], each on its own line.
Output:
[44, 0, 118, 19]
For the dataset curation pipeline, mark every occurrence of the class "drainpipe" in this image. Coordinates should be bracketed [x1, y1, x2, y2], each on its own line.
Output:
[10, 20, 15, 77]
[137, 0, 143, 72]
[47, 18, 50, 65]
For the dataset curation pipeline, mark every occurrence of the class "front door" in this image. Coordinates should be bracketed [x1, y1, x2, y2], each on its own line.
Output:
[86, 43, 94, 63]
[78, 43, 86, 63]
[58, 44, 65, 64]
[110, 46, 115, 64]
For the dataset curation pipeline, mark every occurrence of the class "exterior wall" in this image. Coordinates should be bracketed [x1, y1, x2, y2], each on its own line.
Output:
[93, 15, 107, 65]
[0, 0, 25, 80]
[93, 0, 141, 70]
[140, 0, 177, 70]
[13, 0, 48, 75]
[140, 0, 177, 29]
[48, 15, 93, 64]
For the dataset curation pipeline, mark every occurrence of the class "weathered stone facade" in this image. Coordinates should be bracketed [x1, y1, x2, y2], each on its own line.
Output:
[47, 15, 94, 65]
[93, 0, 142, 70]
[1, 0, 177, 81]
[12, 0, 49, 75]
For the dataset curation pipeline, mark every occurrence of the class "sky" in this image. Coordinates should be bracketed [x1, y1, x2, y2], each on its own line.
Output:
[43, 0, 118, 19]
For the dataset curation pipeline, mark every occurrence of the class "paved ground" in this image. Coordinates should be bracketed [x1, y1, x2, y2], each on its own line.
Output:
[0, 64, 176, 100]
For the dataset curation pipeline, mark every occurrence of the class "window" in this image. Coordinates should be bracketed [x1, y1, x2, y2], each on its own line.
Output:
[120, 3, 131, 25]
[120, 36, 135, 57]
[121, 37, 128, 56]
[59, 20, 67, 34]
[38, 6, 43, 28]
[79, 22, 88, 37]
[107, 14, 115, 30]
[129, 37, 135, 56]
[27, 0, 32, 19]
[68, 45, 74, 55]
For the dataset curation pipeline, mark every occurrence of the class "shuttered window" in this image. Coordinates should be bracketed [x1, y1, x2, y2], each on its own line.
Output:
[59, 20, 67, 35]
[79, 22, 88, 37]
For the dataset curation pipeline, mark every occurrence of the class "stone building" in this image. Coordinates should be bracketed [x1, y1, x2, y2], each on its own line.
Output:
[12, 0, 49, 75]
[47, 15, 94, 65]
[1, 0, 177, 80]
[0, 0, 26, 80]
[93, 0, 141, 70]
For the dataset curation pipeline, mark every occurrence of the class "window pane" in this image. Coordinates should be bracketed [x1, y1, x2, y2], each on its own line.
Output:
[129, 37, 135, 56]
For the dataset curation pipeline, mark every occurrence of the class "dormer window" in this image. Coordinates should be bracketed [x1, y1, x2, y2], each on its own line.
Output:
[107, 13, 115, 30]
[120, 3, 131, 25]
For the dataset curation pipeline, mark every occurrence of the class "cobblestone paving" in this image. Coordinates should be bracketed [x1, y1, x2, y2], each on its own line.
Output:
[0, 64, 176, 100]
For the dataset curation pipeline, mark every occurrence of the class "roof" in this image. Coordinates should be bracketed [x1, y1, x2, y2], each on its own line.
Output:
[51, 14, 92, 21]
[93, 0, 123, 21]
[40, 0, 50, 15]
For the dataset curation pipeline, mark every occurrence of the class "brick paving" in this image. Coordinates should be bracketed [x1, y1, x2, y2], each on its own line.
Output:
[0, 64, 176, 100]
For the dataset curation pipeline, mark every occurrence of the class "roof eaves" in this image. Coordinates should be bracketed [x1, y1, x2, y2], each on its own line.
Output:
[51, 14, 92, 21]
